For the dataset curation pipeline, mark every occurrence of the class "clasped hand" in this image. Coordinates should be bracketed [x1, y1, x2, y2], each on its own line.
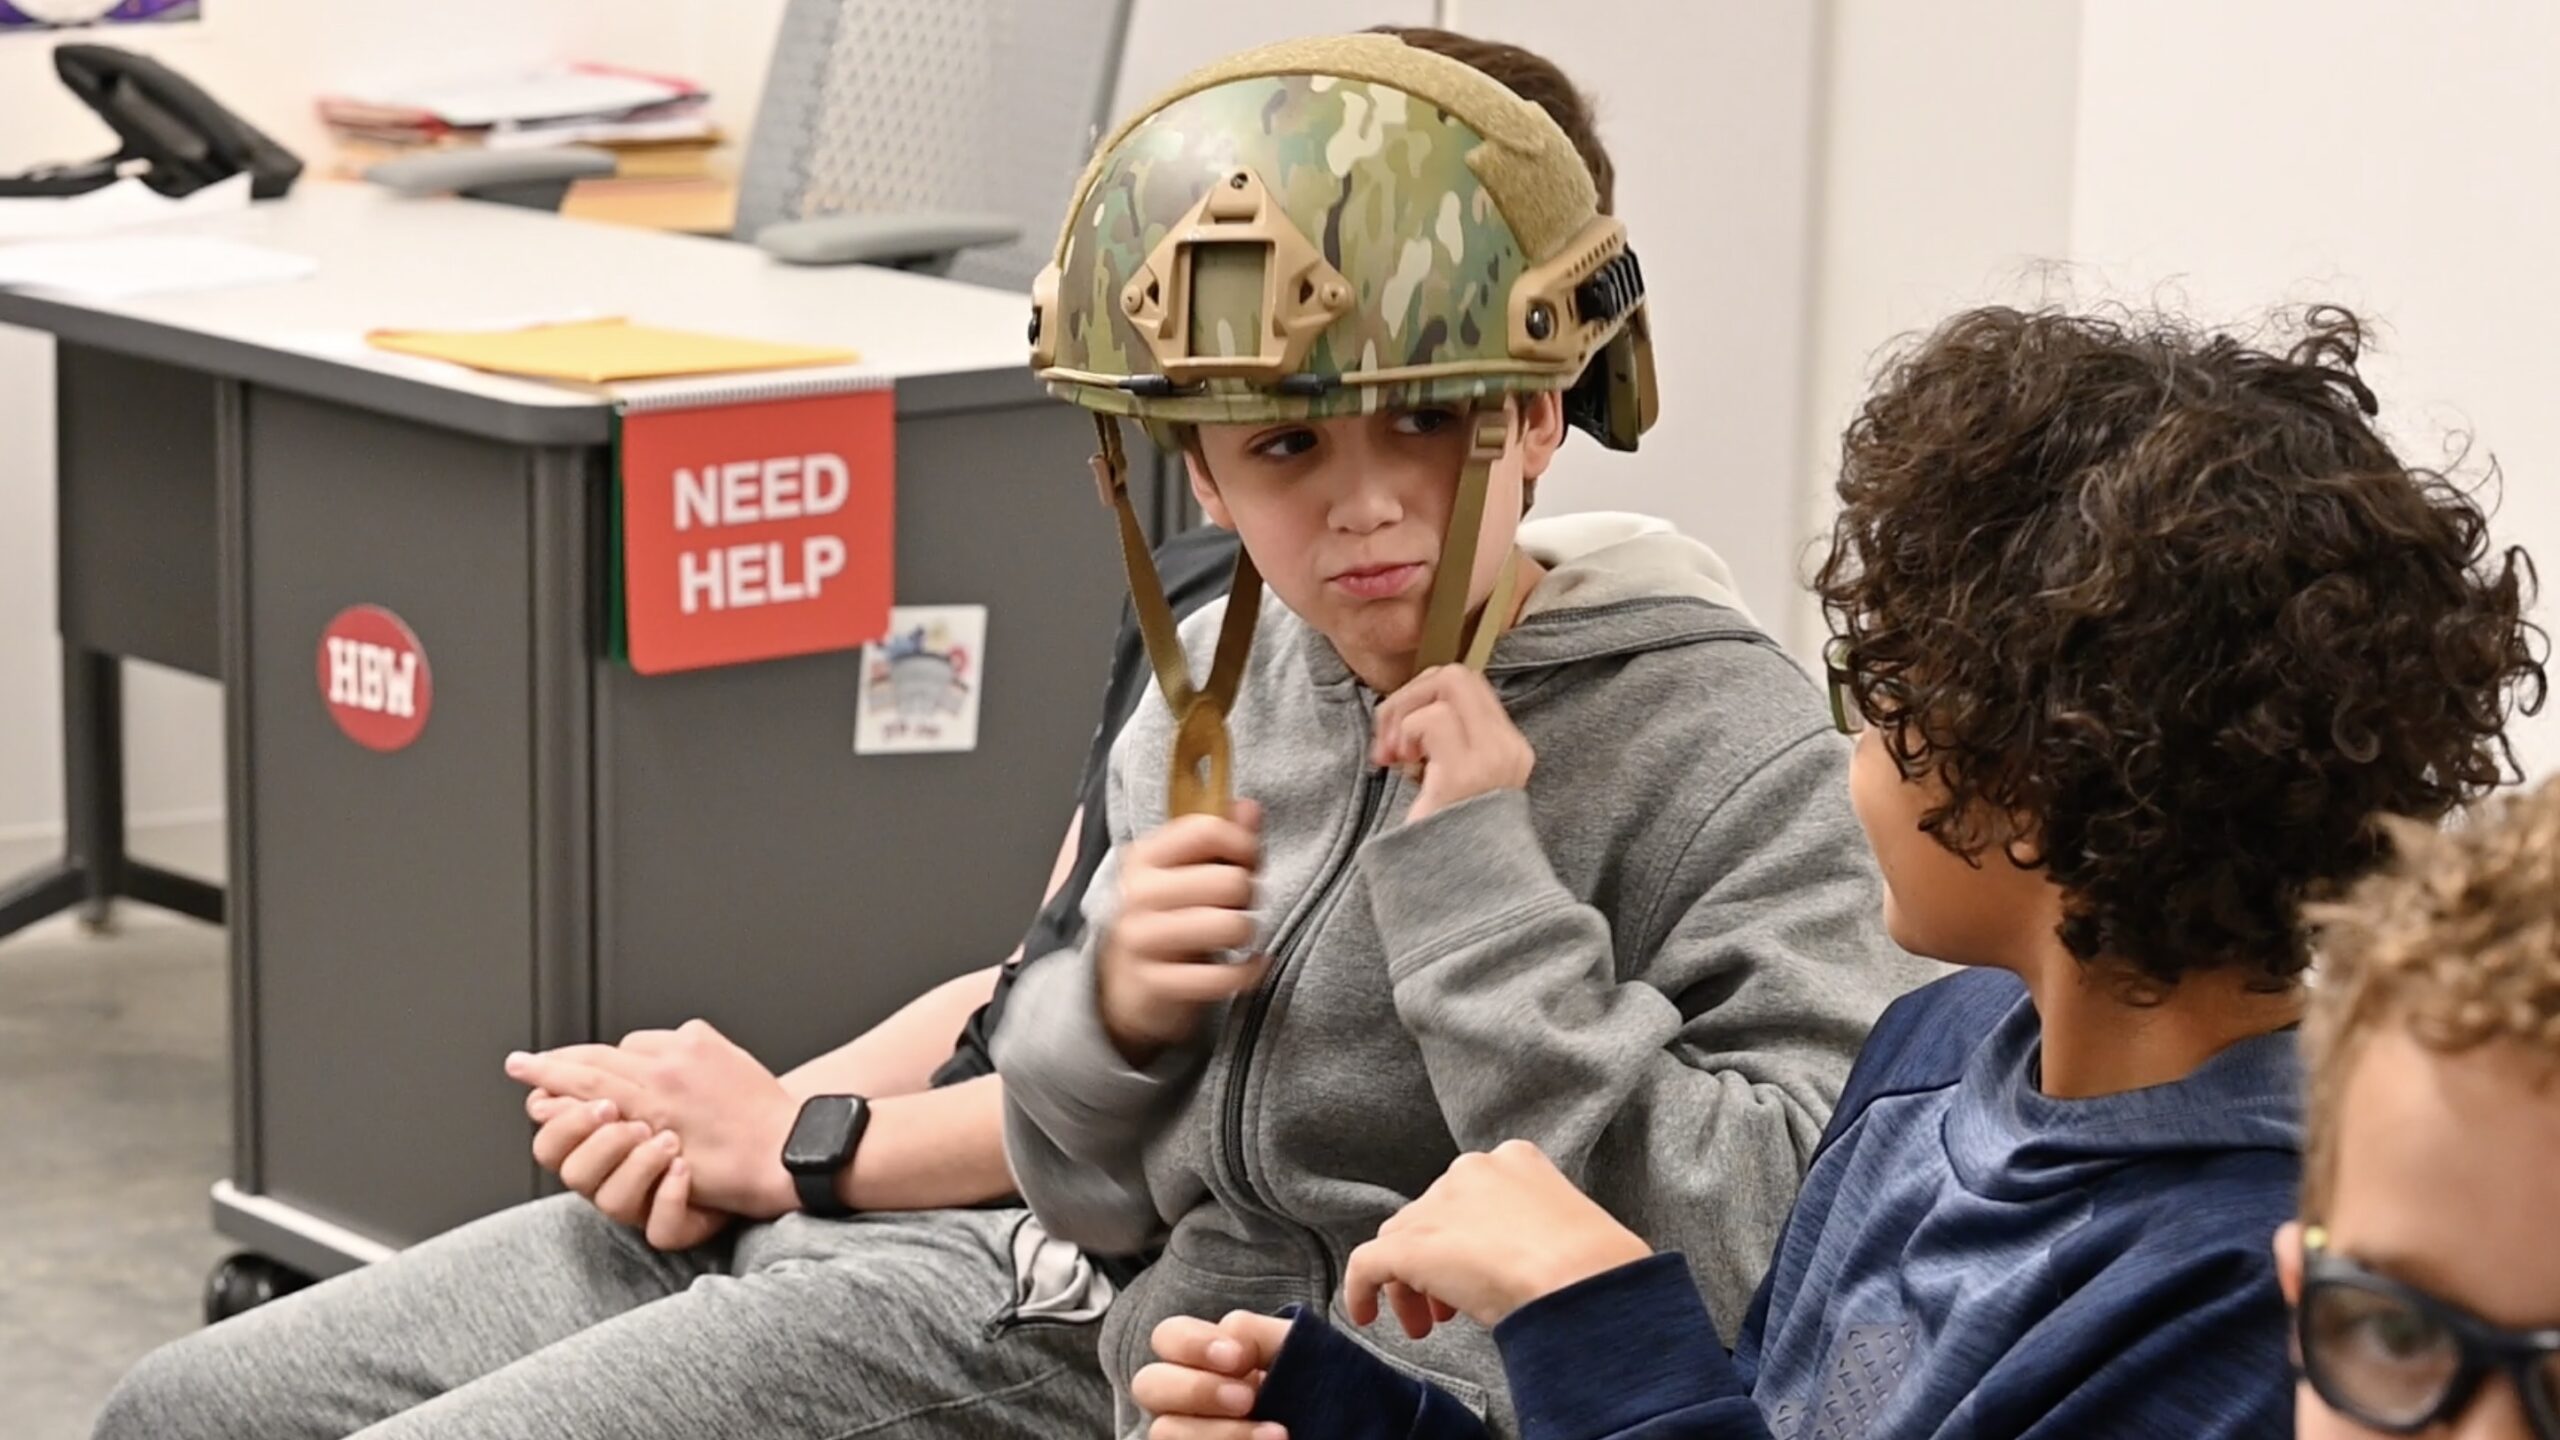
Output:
[504, 1018, 797, 1251]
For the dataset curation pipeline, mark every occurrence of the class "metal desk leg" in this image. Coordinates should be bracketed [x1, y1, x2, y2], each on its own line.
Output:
[0, 647, 225, 941]
[0, 857, 82, 936]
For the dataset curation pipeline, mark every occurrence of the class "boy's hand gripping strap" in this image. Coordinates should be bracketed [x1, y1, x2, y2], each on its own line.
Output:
[1092, 414, 1262, 817]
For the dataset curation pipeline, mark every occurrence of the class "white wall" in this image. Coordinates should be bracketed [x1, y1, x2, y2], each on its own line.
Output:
[1794, 0, 2081, 650]
[1455, 0, 1828, 638]
[2070, 0, 2560, 780]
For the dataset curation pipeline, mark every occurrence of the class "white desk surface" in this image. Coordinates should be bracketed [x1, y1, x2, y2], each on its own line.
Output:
[0, 182, 1045, 443]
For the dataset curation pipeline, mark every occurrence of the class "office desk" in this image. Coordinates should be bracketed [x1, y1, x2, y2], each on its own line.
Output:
[0, 184, 1160, 1280]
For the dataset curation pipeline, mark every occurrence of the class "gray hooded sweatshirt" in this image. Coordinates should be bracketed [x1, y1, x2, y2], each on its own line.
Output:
[995, 513, 1934, 1437]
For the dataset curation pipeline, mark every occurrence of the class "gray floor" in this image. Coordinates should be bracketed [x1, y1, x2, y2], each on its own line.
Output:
[0, 909, 232, 1440]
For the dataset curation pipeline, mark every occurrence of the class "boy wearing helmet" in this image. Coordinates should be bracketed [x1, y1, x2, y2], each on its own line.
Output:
[94, 31, 1795, 1440]
[993, 32, 1928, 1438]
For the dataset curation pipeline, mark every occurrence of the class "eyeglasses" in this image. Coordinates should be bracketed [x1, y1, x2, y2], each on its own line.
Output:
[1823, 638, 1865, 736]
[2296, 1225, 2560, 1439]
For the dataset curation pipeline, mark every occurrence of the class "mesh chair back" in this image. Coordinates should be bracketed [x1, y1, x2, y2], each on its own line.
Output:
[735, 0, 1135, 291]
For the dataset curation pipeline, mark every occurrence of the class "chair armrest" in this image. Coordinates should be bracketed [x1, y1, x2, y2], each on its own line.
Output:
[753, 211, 1021, 266]
[364, 147, 619, 197]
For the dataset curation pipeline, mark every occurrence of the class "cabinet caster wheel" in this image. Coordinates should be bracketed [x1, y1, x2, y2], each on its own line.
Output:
[203, 1252, 312, 1324]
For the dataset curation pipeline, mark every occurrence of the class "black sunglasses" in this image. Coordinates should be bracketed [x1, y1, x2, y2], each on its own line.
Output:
[1823, 637, 1864, 737]
[2296, 1226, 2560, 1439]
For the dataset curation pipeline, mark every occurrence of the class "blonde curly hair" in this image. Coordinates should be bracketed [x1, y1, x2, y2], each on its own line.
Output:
[2301, 775, 2560, 1216]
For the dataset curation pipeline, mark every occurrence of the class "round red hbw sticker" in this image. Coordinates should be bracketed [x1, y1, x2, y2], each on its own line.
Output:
[317, 605, 433, 753]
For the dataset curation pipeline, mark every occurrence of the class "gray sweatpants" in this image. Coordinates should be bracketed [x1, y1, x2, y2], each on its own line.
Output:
[92, 1196, 1112, 1439]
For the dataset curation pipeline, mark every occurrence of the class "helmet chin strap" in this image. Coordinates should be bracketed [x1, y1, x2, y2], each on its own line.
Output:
[1089, 401, 1520, 818]
[1462, 545, 1523, 672]
[1414, 404, 1523, 675]
[1091, 413, 1261, 818]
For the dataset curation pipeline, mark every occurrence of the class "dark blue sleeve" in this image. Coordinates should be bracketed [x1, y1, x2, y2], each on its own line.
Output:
[1250, 1260, 1771, 1440]
[1253, 1256, 1773, 1440]
[1496, 1254, 1769, 1440]
[1251, 1309, 1492, 1440]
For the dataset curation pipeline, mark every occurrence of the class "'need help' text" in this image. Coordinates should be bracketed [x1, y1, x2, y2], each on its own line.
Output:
[674, 453, 851, 613]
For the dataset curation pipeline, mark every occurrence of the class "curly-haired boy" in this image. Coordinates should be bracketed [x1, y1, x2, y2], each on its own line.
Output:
[2284, 775, 2560, 1439]
[1135, 306, 2546, 1440]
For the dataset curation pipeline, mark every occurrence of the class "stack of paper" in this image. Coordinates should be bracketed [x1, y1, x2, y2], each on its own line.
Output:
[320, 64, 722, 182]
[321, 64, 710, 138]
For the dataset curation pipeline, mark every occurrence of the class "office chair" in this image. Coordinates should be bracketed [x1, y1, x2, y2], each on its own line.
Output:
[365, 0, 1134, 288]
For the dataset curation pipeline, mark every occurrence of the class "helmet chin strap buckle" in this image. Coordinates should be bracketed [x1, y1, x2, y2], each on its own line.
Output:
[1089, 414, 1128, 512]
[1091, 411, 1266, 817]
[1168, 695, 1234, 823]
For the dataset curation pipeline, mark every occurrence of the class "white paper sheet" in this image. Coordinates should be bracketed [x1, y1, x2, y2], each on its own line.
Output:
[0, 233, 315, 300]
[0, 173, 252, 243]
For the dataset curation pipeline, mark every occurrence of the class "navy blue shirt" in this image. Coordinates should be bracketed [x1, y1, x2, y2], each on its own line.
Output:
[1251, 969, 2302, 1439]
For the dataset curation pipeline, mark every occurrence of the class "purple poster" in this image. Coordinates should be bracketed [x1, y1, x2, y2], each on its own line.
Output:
[0, 0, 200, 29]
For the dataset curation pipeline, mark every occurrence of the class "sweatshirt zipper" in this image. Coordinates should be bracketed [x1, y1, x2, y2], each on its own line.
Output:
[1214, 724, 1393, 1306]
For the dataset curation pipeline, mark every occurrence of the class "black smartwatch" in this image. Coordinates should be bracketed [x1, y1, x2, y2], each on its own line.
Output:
[780, 1094, 871, 1219]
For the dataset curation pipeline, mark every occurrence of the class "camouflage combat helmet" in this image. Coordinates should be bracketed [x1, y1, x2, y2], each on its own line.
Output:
[1029, 32, 1658, 816]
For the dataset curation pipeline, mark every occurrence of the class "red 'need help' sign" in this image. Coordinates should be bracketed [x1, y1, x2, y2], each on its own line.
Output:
[618, 387, 895, 675]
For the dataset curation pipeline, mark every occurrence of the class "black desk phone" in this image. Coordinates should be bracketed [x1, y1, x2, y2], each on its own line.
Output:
[1, 44, 302, 200]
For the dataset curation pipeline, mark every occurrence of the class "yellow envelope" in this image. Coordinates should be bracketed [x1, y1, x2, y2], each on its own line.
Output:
[368, 318, 857, 384]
